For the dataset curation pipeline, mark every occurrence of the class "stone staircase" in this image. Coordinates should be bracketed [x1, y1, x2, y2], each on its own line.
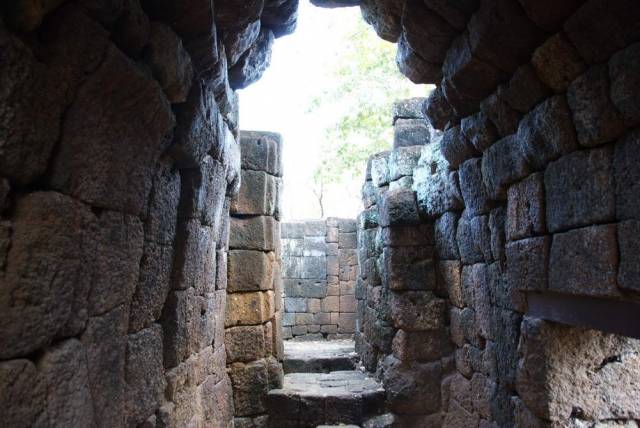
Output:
[267, 340, 390, 428]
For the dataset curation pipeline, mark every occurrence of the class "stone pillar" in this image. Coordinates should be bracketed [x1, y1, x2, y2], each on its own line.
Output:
[226, 131, 285, 427]
[281, 218, 357, 340]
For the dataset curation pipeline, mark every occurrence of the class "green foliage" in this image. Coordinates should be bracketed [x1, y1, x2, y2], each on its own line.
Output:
[308, 17, 420, 188]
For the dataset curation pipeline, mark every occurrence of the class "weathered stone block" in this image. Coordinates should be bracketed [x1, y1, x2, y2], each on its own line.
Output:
[338, 313, 356, 333]
[171, 219, 216, 293]
[231, 169, 276, 216]
[497, 64, 550, 114]
[379, 188, 420, 227]
[382, 246, 436, 291]
[545, 146, 615, 232]
[480, 92, 520, 138]
[382, 356, 443, 415]
[507, 172, 545, 241]
[303, 236, 327, 257]
[396, 32, 442, 84]
[460, 111, 498, 153]
[226, 291, 269, 327]
[456, 211, 484, 265]
[489, 207, 506, 263]
[392, 329, 452, 362]
[229, 216, 278, 251]
[531, 33, 586, 93]
[438, 260, 462, 307]
[506, 236, 550, 292]
[370, 151, 391, 187]
[614, 130, 640, 221]
[125, 325, 164, 427]
[482, 135, 531, 201]
[609, 42, 640, 128]
[388, 146, 421, 181]
[459, 157, 492, 216]
[322, 296, 339, 313]
[390, 291, 446, 331]
[413, 144, 464, 218]
[339, 294, 357, 313]
[284, 279, 328, 299]
[470, 215, 493, 263]
[281, 222, 305, 239]
[401, 0, 457, 64]
[567, 65, 625, 148]
[0, 192, 94, 359]
[549, 224, 619, 297]
[229, 360, 269, 416]
[518, 95, 579, 171]
[618, 220, 640, 292]
[440, 125, 477, 169]
[226, 325, 265, 363]
[145, 161, 181, 246]
[0, 358, 46, 426]
[393, 118, 431, 148]
[382, 224, 434, 248]
[424, 85, 457, 130]
[228, 250, 274, 292]
[338, 232, 357, 249]
[239, 131, 282, 176]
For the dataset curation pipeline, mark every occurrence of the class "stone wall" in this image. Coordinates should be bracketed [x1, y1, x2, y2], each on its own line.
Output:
[281, 218, 358, 340]
[0, 1, 297, 426]
[225, 131, 285, 427]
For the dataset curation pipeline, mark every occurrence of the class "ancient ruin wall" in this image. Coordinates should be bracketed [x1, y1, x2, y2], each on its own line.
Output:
[0, 1, 297, 426]
[281, 218, 358, 340]
[225, 131, 285, 427]
[353, 0, 640, 420]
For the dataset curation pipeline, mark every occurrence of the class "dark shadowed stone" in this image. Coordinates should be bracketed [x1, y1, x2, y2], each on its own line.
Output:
[360, 0, 402, 42]
[392, 97, 426, 123]
[383, 246, 436, 291]
[0, 192, 96, 359]
[145, 21, 193, 103]
[229, 216, 278, 251]
[567, 65, 625, 148]
[517, 0, 583, 32]
[470, 215, 493, 263]
[379, 189, 420, 227]
[393, 119, 431, 148]
[506, 236, 549, 291]
[549, 225, 619, 297]
[564, 0, 640, 64]
[424, 86, 457, 130]
[382, 356, 443, 414]
[413, 144, 464, 218]
[0, 359, 46, 426]
[467, 0, 547, 74]
[310, 0, 359, 7]
[223, 20, 261, 66]
[215, 0, 264, 28]
[460, 111, 497, 153]
[392, 329, 452, 362]
[178, 156, 227, 231]
[507, 173, 545, 241]
[125, 325, 164, 426]
[229, 360, 269, 416]
[141, 0, 214, 36]
[544, 146, 614, 233]
[614, 130, 640, 221]
[489, 207, 506, 263]
[128, 241, 174, 332]
[4, 0, 69, 31]
[171, 219, 216, 292]
[442, 32, 507, 113]
[171, 80, 223, 168]
[144, 160, 180, 245]
[456, 211, 484, 265]
[480, 92, 521, 138]
[230, 28, 275, 89]
[531, 33, 586, 93]
[402, 0, 457, 64]
[112, 0, 150, 56]
[396, 32, 442, 84]
[39, 339, 95, 427]
[81, 305, 128, 427]
[390, 291, 446, 331]
[609, 42, 640, 129]
[0, 9, 108, 187]
[489, 261, 525, 313]
[481, 135, 531, 200]
[49, 45, 175, 215]
[491, 308, 522, 389]
[498, 64, 550, 114]
[435, 212, 460, 260]
[618, 220, 640, 292]
[517, 95, 579, 171]
[424, 0, 478, 31]
[459, 158, 492, 216]
[440, 125, 477, 168]
[262, 0, 299, 37]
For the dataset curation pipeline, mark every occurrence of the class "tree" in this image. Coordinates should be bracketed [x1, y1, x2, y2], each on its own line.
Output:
[307, 15, 423, 214]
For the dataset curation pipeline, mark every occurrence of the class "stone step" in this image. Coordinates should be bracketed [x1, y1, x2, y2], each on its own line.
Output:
[284, 340, 358, 374]
[267, 371, 386, 428]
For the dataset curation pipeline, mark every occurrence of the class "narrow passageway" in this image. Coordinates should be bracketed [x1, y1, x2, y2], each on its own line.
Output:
[268, 340, 389, 427]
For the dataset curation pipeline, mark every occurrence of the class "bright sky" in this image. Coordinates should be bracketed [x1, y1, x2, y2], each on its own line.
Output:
[238, 1, 425, 220]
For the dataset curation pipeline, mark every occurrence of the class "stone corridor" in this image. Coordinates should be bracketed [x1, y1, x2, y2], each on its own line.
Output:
[2, 0, 640, 427]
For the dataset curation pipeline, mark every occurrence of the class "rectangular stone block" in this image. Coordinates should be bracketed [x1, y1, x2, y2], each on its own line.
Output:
[284, 297, 307, 313]
[481, 135, 531, 201]
[226, 292, 269, 327]
[507, 172, 545, 241]
[304, 220, 326, 237]
[303, 236, 327, 257]
[382, 224, 435, 247]
[379, 188, 421, 227]
[225, 325, 265, 363]
[228, 360, 269, 416]
[321, 325, 338, 334]
[392, 329, 452, 362]
[314, 313, 331, 325]
[281, 222, 305, 239]
[295, 313, 314, 325]
[506, 236, 550, 292]
[339, 295, 357, 313]
[307, 298, 321, 314]
[283, 312, 296, 327]
[230, 170, 276, 216]
[549, 224, 619, 297]
[227, 250, 274, 292]
[281, 238, 304, 257]
[239, 131, 282, 176]
[327, 255, 339, 276]
[338, 232, 357, 249]
[437, 261, 462, 307]
[338, 313, 356, 333]
[340, 281, 355, 295]
[229, 216, 278, 251]
[172, 218, 215, 293]
[618, 220, 640, 292]
[326, 227, 339, 243]
[390, 291, 446, 331]
[545, 146, 615, 232]
[459, 158, 493, 217]
[322, 296, 339, 313]
[382, 246, 436, 291]
[283, 279, 328, 299]
[435, 212, 460, 260]
[614, 130, 640, 220]
[327, 242, 339, 256]
[291, 325, 307, 336]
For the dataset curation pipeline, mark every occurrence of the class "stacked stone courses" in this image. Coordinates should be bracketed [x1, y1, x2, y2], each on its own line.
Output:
[281, 218, 358, 340]
[226, 131, 285, 428]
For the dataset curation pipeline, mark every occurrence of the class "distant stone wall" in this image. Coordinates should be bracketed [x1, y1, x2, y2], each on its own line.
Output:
[226, 131, 285, 427]
[281, 218, 358, 340]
